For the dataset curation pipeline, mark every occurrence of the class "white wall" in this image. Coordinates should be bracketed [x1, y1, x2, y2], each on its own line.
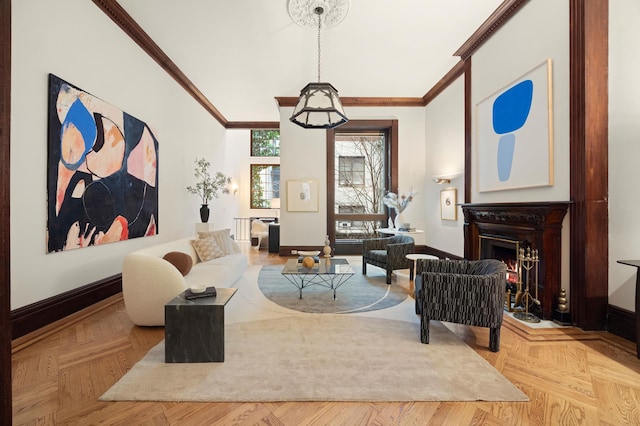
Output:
[471, 0, 572, 295]
[608, 0, 640, 312]
[471, 0, 571, 204]
[424, 76, 465, 257]
[278, 106, 427, 249]
[10, 0, 232, 309]
[224, 129, 281, 222]
[423, 0, 572, 295]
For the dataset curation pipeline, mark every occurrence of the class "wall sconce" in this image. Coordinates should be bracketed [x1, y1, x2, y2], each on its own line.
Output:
[433, 171, 463, 184]
[230, 182, 239, 195]
[433, 178, 451, 184]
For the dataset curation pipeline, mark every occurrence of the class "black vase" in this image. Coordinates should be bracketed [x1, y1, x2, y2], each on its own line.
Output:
[199, 204, 210, 223]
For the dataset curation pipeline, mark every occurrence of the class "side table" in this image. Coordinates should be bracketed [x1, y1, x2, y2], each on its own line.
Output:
[377, 228, 424, 237]
[406, 254, 438, 291]
[164, 287, 237, 363]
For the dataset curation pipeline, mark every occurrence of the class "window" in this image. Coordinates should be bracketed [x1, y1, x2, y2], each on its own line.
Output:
[338, 156, 365, 187]
[250, 164, 280, 209]
[327, 121, 398, 254]
[251, 130, 280, 157]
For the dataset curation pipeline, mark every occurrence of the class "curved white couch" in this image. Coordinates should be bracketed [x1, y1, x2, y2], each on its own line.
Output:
[122, 236, 248, 326]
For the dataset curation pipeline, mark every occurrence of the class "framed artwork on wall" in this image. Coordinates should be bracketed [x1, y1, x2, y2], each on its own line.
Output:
[440, 189, 457, 221]
[287, 180, 319, 212]
[476, 59, 554, 192]
[47, 74, 159, 253]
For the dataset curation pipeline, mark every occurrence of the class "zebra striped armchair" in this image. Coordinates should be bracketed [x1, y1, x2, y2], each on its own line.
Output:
[414, 258, 507, 352]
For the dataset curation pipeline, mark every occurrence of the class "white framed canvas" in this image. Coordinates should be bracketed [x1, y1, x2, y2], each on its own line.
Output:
[440, 189, 457, 221]
[287, 180, 319, 212]
[476, 59, 554, 192]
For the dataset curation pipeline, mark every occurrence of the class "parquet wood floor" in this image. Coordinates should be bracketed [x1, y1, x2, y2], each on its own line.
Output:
[11, 245, 640, 425]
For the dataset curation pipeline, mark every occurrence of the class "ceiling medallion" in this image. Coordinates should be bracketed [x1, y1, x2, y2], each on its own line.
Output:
[287, 0, 350, 29]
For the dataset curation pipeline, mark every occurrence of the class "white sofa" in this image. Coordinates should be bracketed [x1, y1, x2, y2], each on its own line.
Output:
[122, 236, 248, 326]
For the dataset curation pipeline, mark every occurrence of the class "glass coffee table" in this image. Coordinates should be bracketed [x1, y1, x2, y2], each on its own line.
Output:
[281, 258, 355, 299]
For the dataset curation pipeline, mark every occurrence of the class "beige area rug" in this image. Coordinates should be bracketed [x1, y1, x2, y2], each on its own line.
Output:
[101, 264, 528, 402]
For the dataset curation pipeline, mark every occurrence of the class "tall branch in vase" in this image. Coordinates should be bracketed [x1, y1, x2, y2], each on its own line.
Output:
[382, 189, 416, 229]
[187, 157, 231, 223]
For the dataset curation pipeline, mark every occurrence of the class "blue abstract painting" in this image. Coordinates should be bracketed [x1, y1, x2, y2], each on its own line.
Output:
[476, 60, 553, 192]
[47, 74, 159, 252]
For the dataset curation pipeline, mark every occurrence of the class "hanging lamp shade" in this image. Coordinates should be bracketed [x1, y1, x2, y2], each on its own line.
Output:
[288, 2, 348, 129]
[290, 82, 348, 129]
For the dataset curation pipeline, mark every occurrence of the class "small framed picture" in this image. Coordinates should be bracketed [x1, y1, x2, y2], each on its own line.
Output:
[287, 180, 319, 212]
[440, 189, 457, 221]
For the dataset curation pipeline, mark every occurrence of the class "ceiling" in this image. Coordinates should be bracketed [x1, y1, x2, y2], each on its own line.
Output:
[116, 0, 505, 123]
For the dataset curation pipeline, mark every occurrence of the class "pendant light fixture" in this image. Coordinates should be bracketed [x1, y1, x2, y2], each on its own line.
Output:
[289, 4, 348, 129]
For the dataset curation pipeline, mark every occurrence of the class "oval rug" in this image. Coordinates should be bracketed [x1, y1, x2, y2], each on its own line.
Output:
[257, 263, 407, 313]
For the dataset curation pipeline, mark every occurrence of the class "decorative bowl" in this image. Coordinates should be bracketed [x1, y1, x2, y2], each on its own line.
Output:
[190, 284, 207, 294]
[298, 250, 320, 257]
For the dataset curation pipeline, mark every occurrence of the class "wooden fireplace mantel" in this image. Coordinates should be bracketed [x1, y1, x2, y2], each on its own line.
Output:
[460, 201, 571, 320]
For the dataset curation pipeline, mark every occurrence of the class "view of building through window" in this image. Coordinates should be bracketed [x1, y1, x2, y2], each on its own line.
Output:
[334, 133, 386, 240]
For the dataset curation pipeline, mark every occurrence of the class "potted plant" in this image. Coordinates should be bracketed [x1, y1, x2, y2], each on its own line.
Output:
[186, 157, 231, 223]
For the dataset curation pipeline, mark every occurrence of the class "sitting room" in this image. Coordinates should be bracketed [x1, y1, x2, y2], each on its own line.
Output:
[4, 0, 640, 424]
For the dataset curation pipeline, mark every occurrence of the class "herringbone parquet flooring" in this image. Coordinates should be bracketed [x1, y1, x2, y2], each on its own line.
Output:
[11, 246, 640, 425]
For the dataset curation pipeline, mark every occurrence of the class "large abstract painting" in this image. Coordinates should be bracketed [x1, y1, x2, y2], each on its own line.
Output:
[476, 59, 553, 192]
[47, 74, 158, 252]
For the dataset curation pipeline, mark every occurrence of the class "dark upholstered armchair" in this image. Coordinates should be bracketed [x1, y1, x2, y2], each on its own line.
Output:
[362, 235, 415, 284]
[414, 259, 506, 352]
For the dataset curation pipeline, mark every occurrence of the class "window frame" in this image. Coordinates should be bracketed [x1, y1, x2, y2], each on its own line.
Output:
[250, 129, 280, 157]
[250, 163, 280, 209]
[338, 155, 366, 187]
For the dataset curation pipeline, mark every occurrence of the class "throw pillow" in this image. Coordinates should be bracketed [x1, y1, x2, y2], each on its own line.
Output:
[190, 238, 224, 262]
[197, 229, 238, 255]
[162, 251, 193, 276]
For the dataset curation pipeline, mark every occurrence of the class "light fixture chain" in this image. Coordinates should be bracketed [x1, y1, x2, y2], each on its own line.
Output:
[317, 11, 321, 82]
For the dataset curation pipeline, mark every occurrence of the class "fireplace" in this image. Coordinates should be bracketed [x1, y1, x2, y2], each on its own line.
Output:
[461, 202, 570, 320]
[479, 235, 522, 290]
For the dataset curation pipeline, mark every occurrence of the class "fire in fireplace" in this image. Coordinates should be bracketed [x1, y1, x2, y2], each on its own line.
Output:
[479, 235, 522, 288]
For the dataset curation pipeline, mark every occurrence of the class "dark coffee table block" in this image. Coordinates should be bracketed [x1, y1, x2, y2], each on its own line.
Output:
[164, 287, 236, 363]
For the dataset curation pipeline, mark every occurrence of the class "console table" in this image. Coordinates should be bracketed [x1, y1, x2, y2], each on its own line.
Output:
[377, 228, 424, 236]
[616, 260, 640, 359]
[164, 287, 237, 362]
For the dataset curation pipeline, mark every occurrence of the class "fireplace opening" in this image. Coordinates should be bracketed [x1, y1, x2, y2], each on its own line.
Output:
[479, 235, 540, 318]
[479, 235, 522, 291]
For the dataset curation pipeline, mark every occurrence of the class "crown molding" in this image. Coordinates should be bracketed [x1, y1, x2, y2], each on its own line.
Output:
[92, 0, 527, 125]
[453, 0, 530, 60]
[275, 96, 425, 108]
[225, 121, 280, 129]
[423, 60, 465, 105]
[91, 0, 228, 127]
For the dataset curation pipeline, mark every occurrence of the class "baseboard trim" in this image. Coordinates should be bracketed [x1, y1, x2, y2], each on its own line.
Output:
[11, 274, 122, 339]
[420, 245, 463, 260]
[11, 293, 123, 354]
[607, 304, 636, 343]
